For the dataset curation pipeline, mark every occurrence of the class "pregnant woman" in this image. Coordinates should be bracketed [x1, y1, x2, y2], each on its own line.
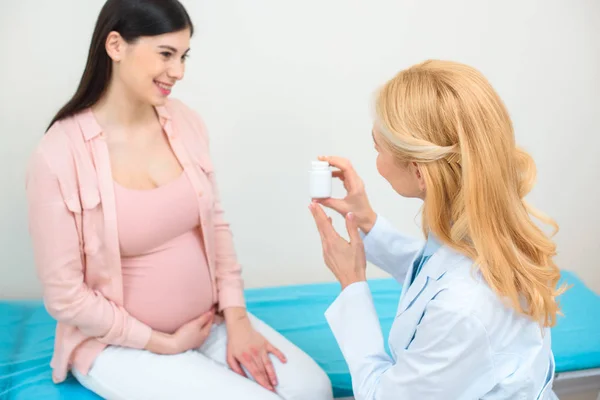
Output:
[26, 1, 332, 399]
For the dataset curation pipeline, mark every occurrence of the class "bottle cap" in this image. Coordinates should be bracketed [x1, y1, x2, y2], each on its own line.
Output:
[311, 160, 330, 170]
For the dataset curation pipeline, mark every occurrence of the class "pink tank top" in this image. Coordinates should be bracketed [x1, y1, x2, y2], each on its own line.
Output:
[114, 173, 214, 334]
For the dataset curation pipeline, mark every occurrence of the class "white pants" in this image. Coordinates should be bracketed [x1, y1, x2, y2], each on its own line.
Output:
[72, 313, 333, 400]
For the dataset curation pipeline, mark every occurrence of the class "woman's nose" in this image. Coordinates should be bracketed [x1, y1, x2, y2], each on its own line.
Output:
[168, 61, 185, 80]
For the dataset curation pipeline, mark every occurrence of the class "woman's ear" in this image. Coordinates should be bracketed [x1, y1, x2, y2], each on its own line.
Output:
[105, 31, 125, 62]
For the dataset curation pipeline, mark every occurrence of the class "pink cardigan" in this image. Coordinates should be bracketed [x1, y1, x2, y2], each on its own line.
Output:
[25, 99, 245, 383]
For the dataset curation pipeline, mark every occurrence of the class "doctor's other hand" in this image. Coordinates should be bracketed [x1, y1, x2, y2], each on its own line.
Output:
[316, 156, 377, 234]
[309, 202, 367, 289]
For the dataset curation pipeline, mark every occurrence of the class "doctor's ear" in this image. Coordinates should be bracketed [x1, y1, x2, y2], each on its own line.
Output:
[105, 31, 126, 62]
[412, 162, 426, 193]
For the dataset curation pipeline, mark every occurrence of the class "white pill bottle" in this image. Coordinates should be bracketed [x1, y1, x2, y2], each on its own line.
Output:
[309, 160, 332, 199]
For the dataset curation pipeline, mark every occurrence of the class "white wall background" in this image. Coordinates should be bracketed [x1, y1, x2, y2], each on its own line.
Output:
[1, 0, 599, 299]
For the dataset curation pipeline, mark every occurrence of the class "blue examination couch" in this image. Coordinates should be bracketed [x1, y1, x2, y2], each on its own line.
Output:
[1, 270, 599, 399]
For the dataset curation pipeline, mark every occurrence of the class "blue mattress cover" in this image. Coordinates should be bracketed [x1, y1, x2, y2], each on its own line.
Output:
[1, 270, 598, 399]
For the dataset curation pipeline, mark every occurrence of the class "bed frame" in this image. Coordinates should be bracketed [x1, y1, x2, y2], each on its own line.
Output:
[334, 369, 600, 399]
[553, 368, 600, 397]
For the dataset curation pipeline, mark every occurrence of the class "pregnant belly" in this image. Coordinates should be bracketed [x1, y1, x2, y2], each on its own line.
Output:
[121, 230, 214, 334]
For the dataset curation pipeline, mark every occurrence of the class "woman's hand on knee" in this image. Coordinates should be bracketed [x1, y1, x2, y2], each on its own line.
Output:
[225, 316, 287, 392]
[315, 156, 377, 233]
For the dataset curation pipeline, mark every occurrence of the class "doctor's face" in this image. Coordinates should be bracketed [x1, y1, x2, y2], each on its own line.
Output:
[372, 129, 426, 199]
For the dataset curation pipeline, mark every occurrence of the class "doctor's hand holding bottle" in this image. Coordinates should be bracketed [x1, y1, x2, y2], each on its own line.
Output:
[309, 156, 376, 289]
[314, 156, 377, 233]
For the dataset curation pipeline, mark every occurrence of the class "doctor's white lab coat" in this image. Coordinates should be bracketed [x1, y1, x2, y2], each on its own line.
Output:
[324, 216, 558, 400]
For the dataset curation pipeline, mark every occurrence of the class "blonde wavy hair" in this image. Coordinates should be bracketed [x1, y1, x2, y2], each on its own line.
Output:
[374, 59, 565, 328]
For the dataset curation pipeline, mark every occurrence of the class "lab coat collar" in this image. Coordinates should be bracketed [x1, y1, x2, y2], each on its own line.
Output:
[397, 245, 465, 316]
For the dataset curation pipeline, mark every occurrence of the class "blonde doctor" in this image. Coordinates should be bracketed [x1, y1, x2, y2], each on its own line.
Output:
[309, 60, 563, 400]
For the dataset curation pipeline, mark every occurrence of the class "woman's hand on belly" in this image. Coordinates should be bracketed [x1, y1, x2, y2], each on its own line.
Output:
[145, 307, 215, 354]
